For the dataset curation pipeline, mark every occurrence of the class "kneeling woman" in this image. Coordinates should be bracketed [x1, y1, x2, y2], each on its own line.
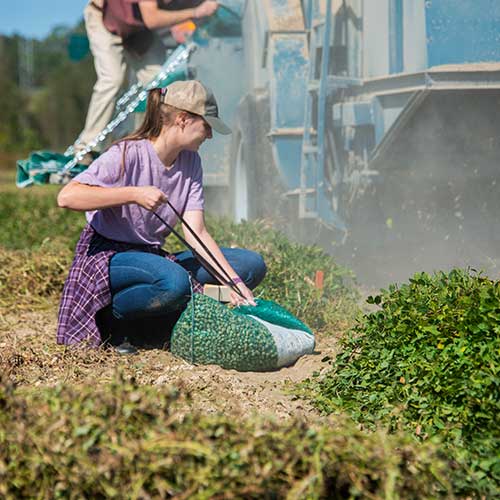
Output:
[56, 80, 266, 347]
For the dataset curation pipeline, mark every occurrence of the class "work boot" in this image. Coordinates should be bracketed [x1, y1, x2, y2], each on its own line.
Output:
[114, 338, 139, 355]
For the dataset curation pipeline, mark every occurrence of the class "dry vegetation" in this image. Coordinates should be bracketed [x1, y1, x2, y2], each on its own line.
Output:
[1, 171, 489, 498]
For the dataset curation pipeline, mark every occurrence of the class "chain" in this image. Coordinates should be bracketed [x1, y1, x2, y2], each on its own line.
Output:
[62, 43, 196, 173]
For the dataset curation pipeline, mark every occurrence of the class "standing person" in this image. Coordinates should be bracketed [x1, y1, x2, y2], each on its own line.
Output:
[75, 0, 219, 163]
[57, 80, 267, 348]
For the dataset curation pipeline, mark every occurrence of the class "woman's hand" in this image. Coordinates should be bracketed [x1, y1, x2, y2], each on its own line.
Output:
[194, 1, 218, 18]
[230, 281, 256, 307]
[134, 186, 167, 211]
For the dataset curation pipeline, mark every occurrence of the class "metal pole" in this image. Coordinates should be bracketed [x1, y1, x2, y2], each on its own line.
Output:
[317, 0, 333, 206]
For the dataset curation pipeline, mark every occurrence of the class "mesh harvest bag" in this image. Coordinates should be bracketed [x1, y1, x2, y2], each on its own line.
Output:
[171, 294, 315, 371]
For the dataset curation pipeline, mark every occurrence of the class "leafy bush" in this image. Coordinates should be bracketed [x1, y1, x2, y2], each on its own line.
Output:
[0, 375, 453, 499]
[0, 187, 85, 250]
[0, 182, 358, 330]
[301, 269, 500, 497]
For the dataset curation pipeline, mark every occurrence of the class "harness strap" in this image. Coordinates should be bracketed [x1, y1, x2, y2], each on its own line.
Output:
[152, 210, 246, 299]
[163, 198, 237, 285]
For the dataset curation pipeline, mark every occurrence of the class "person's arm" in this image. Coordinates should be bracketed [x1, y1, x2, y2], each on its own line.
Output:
[57, 181, 167, 212]
[139, 1, 219, 30]
[181, 209, 256, 306]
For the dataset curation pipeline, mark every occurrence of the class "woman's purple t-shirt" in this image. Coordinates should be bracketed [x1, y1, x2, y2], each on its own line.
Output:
[72, 139, 204, 246]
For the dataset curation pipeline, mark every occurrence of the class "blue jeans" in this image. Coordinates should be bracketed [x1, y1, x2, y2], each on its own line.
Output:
[109, 247, 267, 320]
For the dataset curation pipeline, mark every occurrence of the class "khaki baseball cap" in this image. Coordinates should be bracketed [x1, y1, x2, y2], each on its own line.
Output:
[163, 80, 231, 135]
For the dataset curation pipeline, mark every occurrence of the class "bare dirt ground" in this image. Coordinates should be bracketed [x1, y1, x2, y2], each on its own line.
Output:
[0, 306, 343, 419]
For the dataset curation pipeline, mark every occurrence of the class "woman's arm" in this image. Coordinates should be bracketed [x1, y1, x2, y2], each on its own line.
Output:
[139, 1, 219, 30]
[57, 181, 167, 212]
[181, 210, 256, 306]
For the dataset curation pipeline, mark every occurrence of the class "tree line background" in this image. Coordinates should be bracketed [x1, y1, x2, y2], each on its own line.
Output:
[0, 20, 95, 155]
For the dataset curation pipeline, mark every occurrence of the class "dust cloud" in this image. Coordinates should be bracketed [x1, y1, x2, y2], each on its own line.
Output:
[213, 89, 500, 289]
[341, 90, 500, 287]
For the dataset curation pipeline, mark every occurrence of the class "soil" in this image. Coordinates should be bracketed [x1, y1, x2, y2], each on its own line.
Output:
[0, 306, 343, 419]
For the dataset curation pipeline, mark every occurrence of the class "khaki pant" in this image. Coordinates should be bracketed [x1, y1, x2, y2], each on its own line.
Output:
[75, 3, 166, 151]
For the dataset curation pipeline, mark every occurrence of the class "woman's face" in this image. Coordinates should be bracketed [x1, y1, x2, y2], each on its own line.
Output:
[180, 113, 213, 150]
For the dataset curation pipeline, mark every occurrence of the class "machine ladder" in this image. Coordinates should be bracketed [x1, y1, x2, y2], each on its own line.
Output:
[299, 0, 332, 219]
[299, 0, 347, 231]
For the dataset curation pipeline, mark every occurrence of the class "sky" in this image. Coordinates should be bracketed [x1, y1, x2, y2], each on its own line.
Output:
[0, 1, 88, 39]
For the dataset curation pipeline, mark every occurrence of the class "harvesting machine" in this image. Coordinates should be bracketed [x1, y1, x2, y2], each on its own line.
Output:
[193, 0, 500, 283]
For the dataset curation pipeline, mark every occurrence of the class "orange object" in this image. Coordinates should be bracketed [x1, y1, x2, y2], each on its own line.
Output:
[314, 270, 324, 290]
[171, 20, 197, 44]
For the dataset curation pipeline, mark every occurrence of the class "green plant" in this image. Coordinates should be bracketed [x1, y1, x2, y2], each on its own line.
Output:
[0, 375, 453, 499]
[0, 187, 85, 250]
[300, 269, 500, 497]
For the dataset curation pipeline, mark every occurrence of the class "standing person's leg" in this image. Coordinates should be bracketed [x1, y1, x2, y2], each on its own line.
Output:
[109, 251, 192, 320]
[127, 33, 166, 128]
[131, 33, 166, 84]
[174, 248, 267, 289]
[75, 3, 126, 152]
